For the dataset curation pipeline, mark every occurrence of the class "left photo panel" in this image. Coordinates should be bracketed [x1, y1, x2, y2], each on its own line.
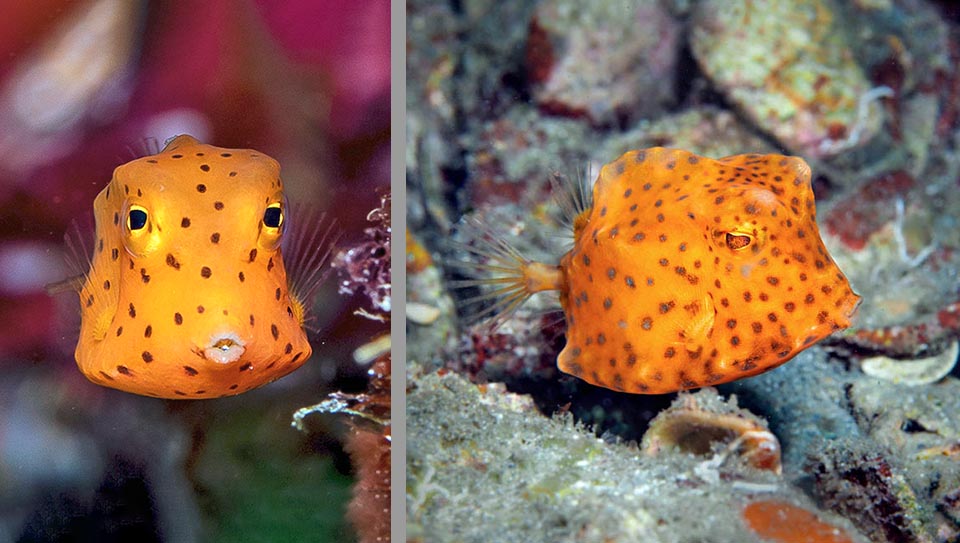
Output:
[0, 1, 390, 542]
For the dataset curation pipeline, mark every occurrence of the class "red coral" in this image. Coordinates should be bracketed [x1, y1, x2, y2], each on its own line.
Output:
[840, 298, 960, 358]
[742, 499, 856, 543]
[332, 192, 391, 315]
[823, 170, 914, 250]
[344, 425, 391, 543]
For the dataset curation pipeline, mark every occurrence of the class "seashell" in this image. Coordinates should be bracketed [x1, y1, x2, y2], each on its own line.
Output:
[642, 387, 781, 474]
[860, 340, 958, 386]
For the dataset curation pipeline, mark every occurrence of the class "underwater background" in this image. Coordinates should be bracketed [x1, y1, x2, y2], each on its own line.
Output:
[0, 1, 389, 542]
[407, 0, 960, 541]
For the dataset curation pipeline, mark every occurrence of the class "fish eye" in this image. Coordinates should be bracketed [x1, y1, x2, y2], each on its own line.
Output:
[128, 206, 148, 231]
[263, 203, 283, 229]
[725, 232, 752, 250]
[122, 203, 160, 256]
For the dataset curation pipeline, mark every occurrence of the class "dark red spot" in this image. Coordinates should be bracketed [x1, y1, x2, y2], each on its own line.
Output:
[823, 170, 915, 250]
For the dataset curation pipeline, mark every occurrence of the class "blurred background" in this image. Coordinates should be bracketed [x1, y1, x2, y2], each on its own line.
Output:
[0, 0, 389, 541]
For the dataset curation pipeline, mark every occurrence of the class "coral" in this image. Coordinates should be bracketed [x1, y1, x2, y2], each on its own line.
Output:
[407, 362, 861, 543]
[447, 313, 564, 385]
[342, 355, 392, 543]
[526, 0, 680, 125]
[809, 443, 933, 543]
[741, 499, 859, 543]
[464, 105, 590, 207]
[691, 0, 882, 160]
[598, 106, 776, 163]
[839, 299, 960, 359]
[344, 426, 391, 543]
[295, 355, 391, 543]
[405, 230, 456, 366]
[845, 377, 960, 539]
[332, 191, 391, 316]
[823, 170, 915, 251]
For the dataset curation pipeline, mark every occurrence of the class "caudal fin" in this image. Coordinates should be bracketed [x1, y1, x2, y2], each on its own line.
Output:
[446, 218, 563, 329]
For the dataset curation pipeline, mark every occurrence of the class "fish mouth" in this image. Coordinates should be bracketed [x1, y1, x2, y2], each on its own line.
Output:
[203, 333, 246, 364]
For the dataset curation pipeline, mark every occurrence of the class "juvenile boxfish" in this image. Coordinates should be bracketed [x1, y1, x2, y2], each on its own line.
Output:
[56, 135, 336, 399]
[464, 147, 860, 394]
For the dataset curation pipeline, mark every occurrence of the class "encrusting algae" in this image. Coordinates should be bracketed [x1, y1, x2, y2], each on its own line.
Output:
[462, 147, 860, 394]
[51, 135, 337, 399]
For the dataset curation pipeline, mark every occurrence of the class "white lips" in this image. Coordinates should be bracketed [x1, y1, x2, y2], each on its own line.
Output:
[204, 333, 246, 364]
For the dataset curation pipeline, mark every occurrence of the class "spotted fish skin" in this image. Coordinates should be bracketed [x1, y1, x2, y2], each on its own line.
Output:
[76, 135, 312, 399]
[556, 147, 859, 394]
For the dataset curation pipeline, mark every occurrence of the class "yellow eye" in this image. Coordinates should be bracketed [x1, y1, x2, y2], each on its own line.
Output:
[127, 205, 148, 232]
[725, 232, 752, 250]
[263, 202, 283, 229]
[122, 203, 160, 256]
[258, 202, 284, 251]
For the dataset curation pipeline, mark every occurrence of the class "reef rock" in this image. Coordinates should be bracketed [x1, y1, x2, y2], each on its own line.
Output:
[691, 0, 883, 160]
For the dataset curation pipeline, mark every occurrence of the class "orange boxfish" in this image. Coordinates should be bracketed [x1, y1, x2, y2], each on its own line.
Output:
[462, 147, 860, 394]
[52, 135, 336, 399]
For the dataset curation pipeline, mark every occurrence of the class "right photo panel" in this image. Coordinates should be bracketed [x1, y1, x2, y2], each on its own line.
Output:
[405, 1, 960, 541]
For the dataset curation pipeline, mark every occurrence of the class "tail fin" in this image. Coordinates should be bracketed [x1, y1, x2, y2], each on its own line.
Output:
[446, 218, 563, 330]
